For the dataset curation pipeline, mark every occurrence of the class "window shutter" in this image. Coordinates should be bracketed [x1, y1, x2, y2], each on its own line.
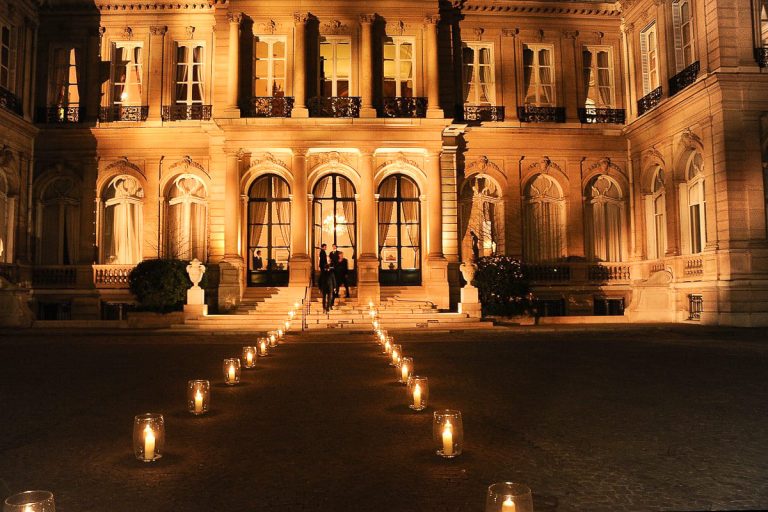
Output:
[672, 1, 685, 73]
[639, 31, 650, 94]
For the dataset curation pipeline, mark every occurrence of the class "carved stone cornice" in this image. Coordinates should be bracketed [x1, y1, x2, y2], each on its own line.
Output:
[149, 25, 167, 36]
[321, 19, 350, 35]
[96, 2, 217, 12]
[228, 12, 243, 24]
[293, 12, 309, 25]
[254, 19, 281, 35]
[460, 0, 620, 17]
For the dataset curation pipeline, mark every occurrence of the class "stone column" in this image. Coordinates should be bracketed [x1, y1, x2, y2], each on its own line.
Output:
[289, 151, 312, 285]
[622, 23, 637, 121]
[148, 26, 167, 121]
[359, 15, 377, 118]
[219, 151, 244, 310]
[425, 151, 448, 308]
[226, 13, 242, 115]
[562, 31, 580, 123]
[655, 2, 671, 95]
[424, 15, 444, 119]
[292, 13, 309, 118]
[357, 152, 380, 304]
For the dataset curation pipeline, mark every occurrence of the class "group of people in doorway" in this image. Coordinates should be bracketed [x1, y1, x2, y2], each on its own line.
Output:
[318, 243, 350, 314]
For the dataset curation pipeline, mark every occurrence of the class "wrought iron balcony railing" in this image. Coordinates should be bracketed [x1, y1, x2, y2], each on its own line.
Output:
[0, 86, 22, 116]
[161, 104, 212, 121]
[99, 105, 149, 122]
[578, 107, 626, 124]
[637, 86, 663, 116]
[464, 105, 505, 122]
[379, 97, 427, 118]
[517, 105, 566, 123]
[242, 96, 295, 117]
[755, 47, 768, 67]
[308, 96, 361, 118]
[668, 61, 700, 96]
[38, 106, 83, 124]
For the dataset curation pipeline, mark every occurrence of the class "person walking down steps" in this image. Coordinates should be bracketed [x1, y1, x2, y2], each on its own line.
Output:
[318, 243, 336, 314]
[334, 251, 350, 299]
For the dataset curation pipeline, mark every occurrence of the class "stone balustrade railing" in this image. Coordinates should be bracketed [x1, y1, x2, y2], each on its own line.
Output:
[93, 265, 136, 288]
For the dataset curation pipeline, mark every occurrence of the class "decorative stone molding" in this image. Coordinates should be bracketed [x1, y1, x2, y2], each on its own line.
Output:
[536, 29, 545, 42]
[103, 157, 143, 177]
[255, 20, 280, 35]
[587, 157, 624, 177]
[0, 145, 15, 168]
[563, 30, 579, 40]
[227, 12, 242, 24]
[388, 20, 409, 36]
[376, 152, 422, 174]
[466, 155, 502, 176]
[293, 12, 309, 25]
[185, 26, 195, 38]
[642, 147, 666, 168]
[98, 26, 106, 38]
[97, 2, 217, 11]
[168, 156, 207, 176]
[526, 156, 562, 176]
[235, 148, 247, 161]
[594, 31, 604, 43]
[149, 25, 167, 36]
[473, 27, 484, 40]
[424, 14, 440, 25]
[322, 19, 349, 35]
[310, 151, 352, 168]
[359, 14, 375, 25]
[679, 129, 704, 151]
[502, 28, 519, 38]
[250, 152, 289, 171]
[121, 26, 133, 39]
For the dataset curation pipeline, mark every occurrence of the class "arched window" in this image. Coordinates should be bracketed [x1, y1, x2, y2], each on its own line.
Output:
[166, 175, 207, 261]
[646, 168, 667, 259]
[523, 174, 566, 263]
[585, 175, 624, 262]
[313, 174, 356, 272]
[248, 174, 290, 286]
[460, 174, 504, 260]
[378, 174, 421, 286]
[102, 175, 143, 264]
[38, 177, 80, 265]
[0, 170, 9, 263]
[683, 153, 706, 254]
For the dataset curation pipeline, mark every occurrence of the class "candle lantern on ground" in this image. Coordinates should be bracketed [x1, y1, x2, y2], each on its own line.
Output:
[383, 337, 392, 355]
[369, 309, 377, 319]
[288, 310, 295, 320]
[485, 482, 534, 512]
[223, 358, 241, 385]
[372, 320, 379, 331]
[187, 380, 210, 415]
[133, 413, 165, 462]
[398, 357, 413, 384]
[407, 376, 428, 411]
[390, 344, 402, 367]
[3, 491, 56, 512]
[269, 332, 278, 348]
[284, 320, 291, 332]
[242, 346, 257, 368]
[433, 410, 463, 458]
[259, 338, 269, 356]
[276, 328, 284, 339]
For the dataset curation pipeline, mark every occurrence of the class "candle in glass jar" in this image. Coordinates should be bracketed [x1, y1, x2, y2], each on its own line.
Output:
[259, 340, 267, 355]
[246, 350, 253, 366]
[442, 420, 454, 456]
[401, 362, 409, 381]
[194, 389, 203, 414]
[144, 424, 155, 461]
[413, 383, 422, 408]
[285, 321, 291, 331]
[288, 310, 295, 319]
[502, 497, 516, 512]
[228, 363, 236, 383]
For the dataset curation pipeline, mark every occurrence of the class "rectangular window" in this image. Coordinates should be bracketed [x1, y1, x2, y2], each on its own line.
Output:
[672, 0, 695, 72]
[253, 36, 286, 97]
[112, 42, 143, 105]
[462, 43, 495, 105]
[583, 46, 615, 108]
[383, 37, 414, 97]
[49, 47, 80, 107]
[319, 38, 351, 97]
[175, 43, 204, 105]
[640, 23, 660, 94]
[0, 24, 14, 91]
[522, 44, 555, 106]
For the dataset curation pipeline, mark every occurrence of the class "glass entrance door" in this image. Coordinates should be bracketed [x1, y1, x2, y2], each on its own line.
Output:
[378, 174, 421, 286]
[312, 174, 356, 283]
[247, 175, 290, 286]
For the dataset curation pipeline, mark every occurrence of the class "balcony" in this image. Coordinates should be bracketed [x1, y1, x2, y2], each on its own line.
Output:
[523, 262, 632, 284]
[755, 47, 768, 67]
[93, 264, 135, 288]
[308, 96, 361, 118]
[578, 107, 626, 124]
[668, 61, 700, 96]
[38, 106, 83, 124]
[379, 97, 427, 118]
[161, 104, 212, 121]
[99, 105, 149, 122]
[517, 106, 566, 123]
[242, 96, 294, 118]
[0, 86, 22, 116]
[31, 266, 78, 288]
[637, 86, 663, 116]
[464, 105, 505, 123]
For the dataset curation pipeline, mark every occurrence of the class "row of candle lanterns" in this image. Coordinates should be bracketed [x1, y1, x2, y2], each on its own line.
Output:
[368, 303, 534, 512]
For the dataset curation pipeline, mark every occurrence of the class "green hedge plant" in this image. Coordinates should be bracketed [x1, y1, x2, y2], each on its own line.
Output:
[472, 256, 532, 316]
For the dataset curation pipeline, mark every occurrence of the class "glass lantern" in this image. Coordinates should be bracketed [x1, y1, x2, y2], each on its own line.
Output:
[187, 380, 210, 415]
[389, 344, 402, 367]
[276, 328, 284, 340]
[407, 376, 428, 411]
[258, 338, 269, 357]
[288, 310, 295, 320]
[398, 357, 413, 384]
[242, 346, 257, 368]
[382, 337, 392, 355]
[433, 409, 463, 458]
[268, 332, 278, 348]
[3, 491, 55, 512]
[133, 413, 165, 462]
[223, 358, 241, 385]
[369, 309, 377, 319]
[485, 482, 534, 512]
[372, 319, 379, 331]
[284, 320, 292, 332]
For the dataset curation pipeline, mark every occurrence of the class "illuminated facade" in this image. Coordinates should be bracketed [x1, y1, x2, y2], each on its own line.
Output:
[0, 0, 767, 326]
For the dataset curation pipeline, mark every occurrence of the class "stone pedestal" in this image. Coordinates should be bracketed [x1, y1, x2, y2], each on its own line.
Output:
[458, 285, 481, 317]
[356, 255, 381, 306]
[288, 255, 312, 286]
[425, 256, 449, 309]
[184, 303, 208, 318]
[217, 258, 243, 311]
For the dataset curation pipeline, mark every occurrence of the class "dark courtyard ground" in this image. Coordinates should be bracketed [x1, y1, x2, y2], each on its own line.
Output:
[0, 325, 767, 511]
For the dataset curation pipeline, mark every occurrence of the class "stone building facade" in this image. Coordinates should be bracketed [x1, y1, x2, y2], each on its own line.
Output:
[0, 0, 766, 326]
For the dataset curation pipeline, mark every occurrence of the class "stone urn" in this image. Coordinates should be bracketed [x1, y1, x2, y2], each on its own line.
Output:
[186, 258, 206, 288]
[459, 260, 477, 286]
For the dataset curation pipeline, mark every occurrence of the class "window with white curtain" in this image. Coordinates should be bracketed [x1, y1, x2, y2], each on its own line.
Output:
[683, 153, 706, 254]
[175, 43, 204, 105]
[761, 0, 768, 46]
[523, 174, 566, 263]
[462, 43, 495, 105]
[166, 175, 207, 261]
[646, 168, 667, 259]
[49, 47, 80, 110]
[38, 177, 80, 265]
[102, 175, 143, 264]
[672, 0, 696, 72]
[640, 23, 660, 94]
[319, 37, 351, 97]
[383, 37, 415, 97]
[0, 169, 9, 263]
[522, 44, 555, 106]
[112, 42, 143, 105]
[0, 23, 14, 91]
[585, 175, 624, 262]
[583, 47, 615, 109]
[254, 36, 286, 97]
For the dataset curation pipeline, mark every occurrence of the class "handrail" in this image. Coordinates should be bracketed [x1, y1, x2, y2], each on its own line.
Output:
[301, 283, 311, 331]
